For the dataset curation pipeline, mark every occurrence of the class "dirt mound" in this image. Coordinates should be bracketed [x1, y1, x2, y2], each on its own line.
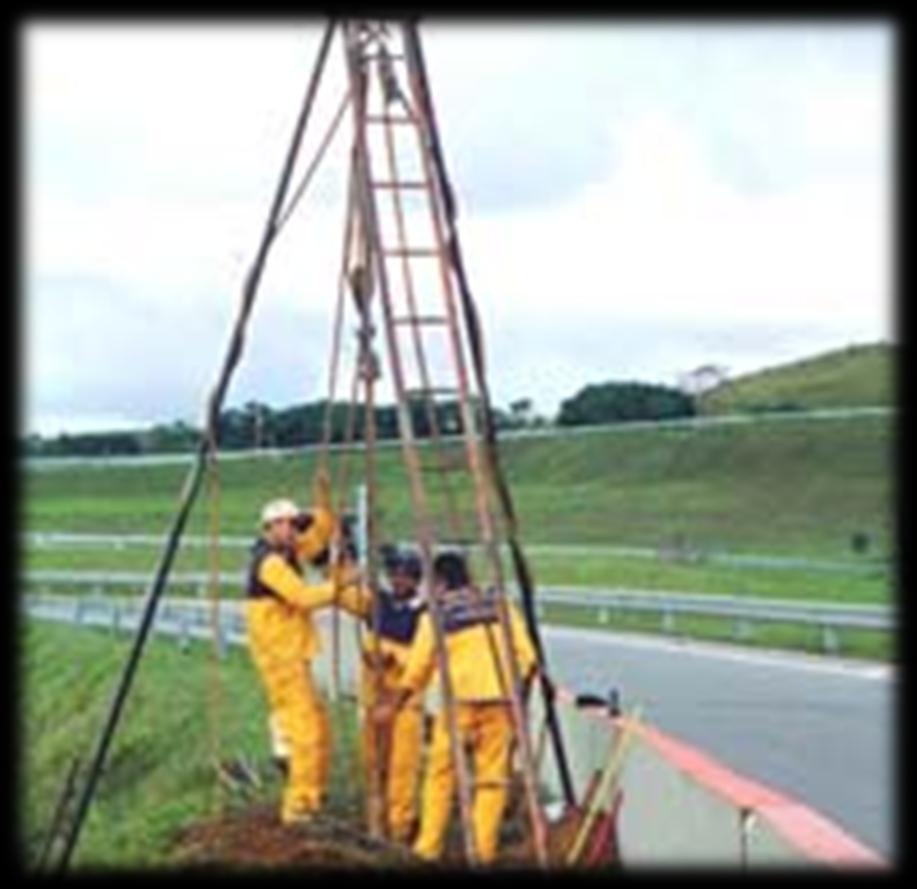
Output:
[170, 801, 617, 871]
[171, 804, 422, 871]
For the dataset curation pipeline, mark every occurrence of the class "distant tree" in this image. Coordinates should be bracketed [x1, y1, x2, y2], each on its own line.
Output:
[22, 434, 44, 456]
[557, 381, 696, 427]
[489, 406, 514, 432]
[243, 401, 274, 449]
[142, 421, 198, 453]
[43, 430, 143, 456]
[508, 398, 534, 428]
[375, 405, 399, 440]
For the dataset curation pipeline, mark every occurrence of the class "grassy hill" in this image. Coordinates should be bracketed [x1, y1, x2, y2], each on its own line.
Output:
[698, 342, 895, 414]
[21, 342, 895, 614]
[23, 412, 893, 588]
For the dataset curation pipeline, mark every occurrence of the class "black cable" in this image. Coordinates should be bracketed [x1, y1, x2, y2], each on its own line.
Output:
[51, 19, 339, 871]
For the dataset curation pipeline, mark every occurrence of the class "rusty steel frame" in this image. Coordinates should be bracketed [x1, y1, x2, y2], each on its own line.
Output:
[341, 20, 482, 863]
[339, 19, 551, 866]
[401, 18, 576, 812]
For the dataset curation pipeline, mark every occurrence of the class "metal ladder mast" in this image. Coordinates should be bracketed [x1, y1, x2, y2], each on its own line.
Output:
[340, 20, 549, 866]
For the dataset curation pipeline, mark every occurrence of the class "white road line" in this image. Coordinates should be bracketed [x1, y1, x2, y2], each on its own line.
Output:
[542, 625, 894, 682]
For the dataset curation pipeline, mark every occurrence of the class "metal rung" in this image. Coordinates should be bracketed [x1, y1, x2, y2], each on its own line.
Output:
[404, 387, 459, 398]
[382, 247, 439, 258]
[361, 52, 406, 62]
[366, 113, 416, 125]
[392, 315, 449, 326]
[372, 180, 428, 190]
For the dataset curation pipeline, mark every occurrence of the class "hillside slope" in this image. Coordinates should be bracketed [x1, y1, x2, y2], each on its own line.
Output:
[24, 412, 893, 562]
[698, 342, 894, 414]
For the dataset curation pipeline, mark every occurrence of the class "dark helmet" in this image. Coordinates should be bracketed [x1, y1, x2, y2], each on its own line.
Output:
[394, 550, 422, 581]
[432, 551, 469, 590]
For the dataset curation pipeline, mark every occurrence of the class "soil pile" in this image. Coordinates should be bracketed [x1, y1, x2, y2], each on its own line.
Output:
[171, 805, 422, 871]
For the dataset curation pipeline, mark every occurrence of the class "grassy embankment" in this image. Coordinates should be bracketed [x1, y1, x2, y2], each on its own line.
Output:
[23, 409, 893, 659]
[19, 619, 365, 870]
[698, 341, 894, 414]
[22, 339, 895, 658]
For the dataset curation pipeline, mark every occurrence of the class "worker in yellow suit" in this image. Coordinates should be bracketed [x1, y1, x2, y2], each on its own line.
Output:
[262, 472, 338, 780]
[245, 486, 365, 825]
[358, 549, 426, 842]
[373, 551, 538, 864]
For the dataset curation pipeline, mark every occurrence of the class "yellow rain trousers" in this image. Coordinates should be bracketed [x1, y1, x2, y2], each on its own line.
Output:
[398, 599, 537, 863]
[246, 547, 365, 823]
[359, 633, 424, 842]
[414, 703, 513, 863]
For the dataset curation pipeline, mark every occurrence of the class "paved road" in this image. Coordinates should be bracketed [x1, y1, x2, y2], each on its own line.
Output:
[541, 626, 895, 861]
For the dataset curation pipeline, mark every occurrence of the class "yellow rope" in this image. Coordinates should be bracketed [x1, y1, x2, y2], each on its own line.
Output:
[204, 439, 226, 817]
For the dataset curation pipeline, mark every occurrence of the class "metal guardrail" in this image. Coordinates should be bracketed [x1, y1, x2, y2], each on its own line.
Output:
[20, 570, 894, 654]
[24, 531, 889, 577]
[21, 593, 247, 657]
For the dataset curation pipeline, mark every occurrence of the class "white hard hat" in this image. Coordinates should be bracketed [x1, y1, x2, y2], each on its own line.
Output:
[261, 498, 300, 527]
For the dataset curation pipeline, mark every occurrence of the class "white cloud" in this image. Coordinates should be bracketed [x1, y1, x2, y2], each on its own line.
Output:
[21, 21, 893, 434]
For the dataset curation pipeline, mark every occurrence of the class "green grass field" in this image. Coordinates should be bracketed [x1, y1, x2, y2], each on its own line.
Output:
[22, 409, 894, 659]
[22, 543, 889, 604]
[24, 410, 893, 568]
[24, 413, 893, 555]
[19, 619, 365, 870]
[699, 342, 894, 414]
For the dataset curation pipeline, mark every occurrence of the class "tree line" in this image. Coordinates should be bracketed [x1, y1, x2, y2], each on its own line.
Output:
[24, 381, 696, 457]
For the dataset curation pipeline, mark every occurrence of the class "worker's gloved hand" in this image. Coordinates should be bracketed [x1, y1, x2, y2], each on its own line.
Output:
[292, 511, 313, 533]
[328, 560, 361, 589]
[370, 689, 410, 725]
[363, 650, 397, 672]
[371, 692, 399, 726]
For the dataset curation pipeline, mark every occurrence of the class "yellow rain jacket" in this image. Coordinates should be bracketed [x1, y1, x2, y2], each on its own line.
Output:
[245, 536, 365, 822]
[357, 591, 427, 842]
[398, 586, 537, 863]
[399, 589, 537, 704]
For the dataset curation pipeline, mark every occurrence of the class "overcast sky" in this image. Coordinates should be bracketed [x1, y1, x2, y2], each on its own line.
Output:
[22, 19, 893, 436]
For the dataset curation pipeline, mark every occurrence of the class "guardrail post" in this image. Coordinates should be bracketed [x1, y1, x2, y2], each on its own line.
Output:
[661, 608, 675, 634]
[821, 625, 840, 655]
[733, 618, 753, 642]
[73, 598, 83, 625]
[178, 611, 190, 653]
[597, 606, 609, 626]
[111, 603, 120, 635]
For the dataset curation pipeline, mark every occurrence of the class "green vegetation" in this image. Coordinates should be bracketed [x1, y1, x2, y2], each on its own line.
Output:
[22, 543, 889, 605]
[24, 413, 893, 561]
[22, 401, 893, 659]
[699, 342, 894, 414]
[20, 620, 364, 870]
[23, 412, 893, 618]
[557, 380, 694, 426]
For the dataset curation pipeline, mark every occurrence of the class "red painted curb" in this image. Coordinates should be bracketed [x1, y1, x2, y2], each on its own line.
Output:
[556, 687, 886, 868]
